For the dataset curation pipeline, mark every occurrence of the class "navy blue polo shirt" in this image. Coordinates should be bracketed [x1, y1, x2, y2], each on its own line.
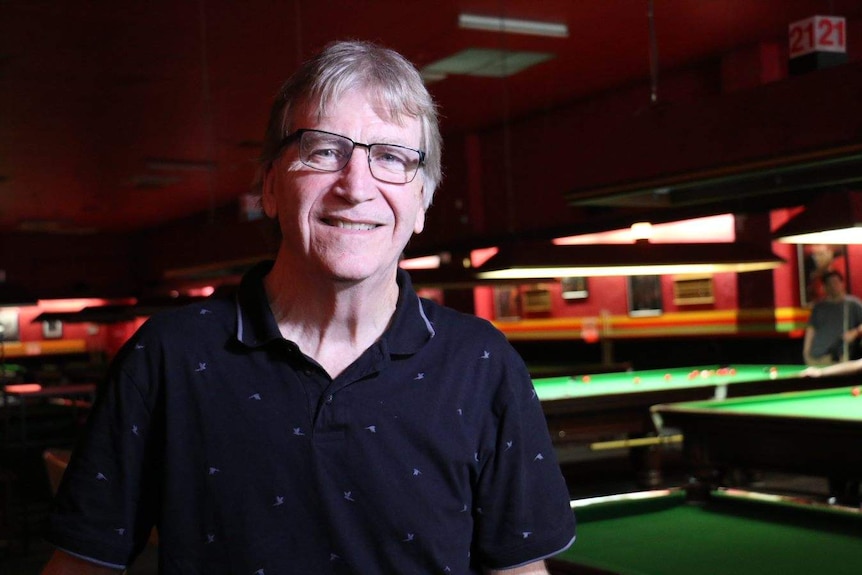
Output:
[48, 261, 575, 574]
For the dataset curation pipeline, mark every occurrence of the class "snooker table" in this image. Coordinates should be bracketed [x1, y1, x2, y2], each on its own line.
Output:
[651, 386, 862, 502]
[532, 364, 855, 485]
[546, 488, 862, 575]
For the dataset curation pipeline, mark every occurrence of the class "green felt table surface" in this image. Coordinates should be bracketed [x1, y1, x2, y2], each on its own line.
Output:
[552, 489, 862, 575]
[660, 386, 862, 421]
[532, 364, 807, 401]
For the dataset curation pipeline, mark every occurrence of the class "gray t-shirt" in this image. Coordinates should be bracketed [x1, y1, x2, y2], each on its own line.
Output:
[808, 296, 862, 358]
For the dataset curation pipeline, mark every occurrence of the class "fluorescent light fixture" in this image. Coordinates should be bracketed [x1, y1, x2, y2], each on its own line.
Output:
[776, 228, 862, 244]
[400, 254, 443, 270]
[774, 191, 862, 244]
[630, 222, 654, 242]
[555, 214, 736, 245]
[422, 48, 554, 78]
[478, 263, 780, 279]
[459, 13, 569, 37]
[475, 242, 784, 280]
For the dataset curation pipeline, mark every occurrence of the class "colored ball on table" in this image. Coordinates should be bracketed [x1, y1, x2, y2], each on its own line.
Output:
[633, 376, 641, 384]
[852, 387, 861, 397]
[664, 373, 672, 381]
[582, 375, 591, 383]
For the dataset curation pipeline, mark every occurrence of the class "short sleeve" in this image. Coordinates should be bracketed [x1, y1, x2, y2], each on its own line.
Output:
[471, 345, 576, 569]
[47, 330, 162, 567]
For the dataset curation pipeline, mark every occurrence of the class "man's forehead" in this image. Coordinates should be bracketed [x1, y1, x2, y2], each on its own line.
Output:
[294, 92, 418, 131]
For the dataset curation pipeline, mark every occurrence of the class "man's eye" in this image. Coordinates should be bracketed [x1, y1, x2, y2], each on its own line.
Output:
[312, 147, 341, 158]
[373, 147, 410, 167]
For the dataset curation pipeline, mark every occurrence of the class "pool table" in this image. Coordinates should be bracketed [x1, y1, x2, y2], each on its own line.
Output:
[651, 386, 862, 501]
[547, 488, 862, 575]
[532, 364, 854, 485]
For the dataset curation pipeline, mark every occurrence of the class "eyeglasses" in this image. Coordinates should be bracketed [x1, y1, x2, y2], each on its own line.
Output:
[281, 129, 425, 184]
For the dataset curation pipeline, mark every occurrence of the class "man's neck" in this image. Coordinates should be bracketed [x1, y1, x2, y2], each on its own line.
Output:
[263, 259, 400, 377]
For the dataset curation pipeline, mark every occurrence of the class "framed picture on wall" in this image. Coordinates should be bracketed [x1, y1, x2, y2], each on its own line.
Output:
[0, 309, 20, 341]
[798, 244, 849, 308]
[561, 277, 588, 300]
[627, 275, 663, 317]
[493, 285, 521, 321]
[522, 288, 552, 313]
[42, 319, 63, 339]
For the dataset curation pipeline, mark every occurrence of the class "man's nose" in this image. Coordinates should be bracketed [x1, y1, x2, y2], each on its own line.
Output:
[335, 147, 376, 201]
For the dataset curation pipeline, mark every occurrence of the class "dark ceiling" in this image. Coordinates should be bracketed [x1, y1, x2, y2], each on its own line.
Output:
[2, 1, 862, 298]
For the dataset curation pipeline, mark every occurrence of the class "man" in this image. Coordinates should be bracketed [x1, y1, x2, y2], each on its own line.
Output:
[803, 270, 862, 366]
[42, 41, 576, 574]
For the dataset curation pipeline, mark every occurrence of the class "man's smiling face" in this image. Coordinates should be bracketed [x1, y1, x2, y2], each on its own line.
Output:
[263, 89, 426, 284]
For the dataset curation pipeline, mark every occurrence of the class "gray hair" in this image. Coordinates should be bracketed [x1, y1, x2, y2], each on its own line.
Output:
[254, 40, 442, 209]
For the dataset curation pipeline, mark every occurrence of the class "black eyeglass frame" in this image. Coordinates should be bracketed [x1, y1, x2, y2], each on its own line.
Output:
[280, 128, 426, 184]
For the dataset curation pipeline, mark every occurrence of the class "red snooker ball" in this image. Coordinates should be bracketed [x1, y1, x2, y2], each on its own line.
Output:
[852, 387, 861, 397]
[582, 375, 591, 383]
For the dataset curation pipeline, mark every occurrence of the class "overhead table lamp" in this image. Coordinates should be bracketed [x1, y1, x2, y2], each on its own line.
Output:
[473, 241, 785, 280]
[773, 190, 862, 244]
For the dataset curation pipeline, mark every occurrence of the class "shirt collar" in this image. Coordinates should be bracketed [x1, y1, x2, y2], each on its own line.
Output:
[235, 260, 282, 348]
[235, 261, 434, 355]
[384, 268, 435, 355]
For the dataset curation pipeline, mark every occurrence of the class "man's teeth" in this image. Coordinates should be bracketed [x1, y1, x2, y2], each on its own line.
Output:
[332, 220, 376, 230]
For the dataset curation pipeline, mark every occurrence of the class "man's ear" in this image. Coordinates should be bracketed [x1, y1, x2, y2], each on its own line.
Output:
[413, 203, 426, 235]
[261, 167, 278, 219]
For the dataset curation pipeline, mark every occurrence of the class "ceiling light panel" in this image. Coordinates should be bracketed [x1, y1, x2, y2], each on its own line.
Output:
[422, 48, 554, 78]
[458, 14, 569, 38]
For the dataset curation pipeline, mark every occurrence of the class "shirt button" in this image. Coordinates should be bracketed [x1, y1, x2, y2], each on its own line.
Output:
[325, 394, 334, 404]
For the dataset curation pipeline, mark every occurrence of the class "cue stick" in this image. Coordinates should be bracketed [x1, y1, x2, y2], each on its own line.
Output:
[590, 434, 683, 451]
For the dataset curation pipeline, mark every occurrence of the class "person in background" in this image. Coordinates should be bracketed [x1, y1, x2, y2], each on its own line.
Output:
[40, 40, 576, 574]
[801, 342, 862, 506]
[802, 244, 844, 304]
[803, 270, 862, 366]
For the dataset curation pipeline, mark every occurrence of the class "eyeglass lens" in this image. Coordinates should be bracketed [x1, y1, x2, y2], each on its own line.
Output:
[298, 130, 422, 184]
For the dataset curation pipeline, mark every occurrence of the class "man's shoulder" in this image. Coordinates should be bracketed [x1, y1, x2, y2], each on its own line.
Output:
[418, 298, 514, 350]
[136, 295, 235, 341]
[419, 297, 496, 331]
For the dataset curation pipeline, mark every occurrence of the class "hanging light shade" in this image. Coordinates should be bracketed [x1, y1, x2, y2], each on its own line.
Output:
[773, 190, 862, 244]
[474, 241, 784, 280]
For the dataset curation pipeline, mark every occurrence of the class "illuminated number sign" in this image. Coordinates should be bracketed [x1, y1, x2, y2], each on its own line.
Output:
[789, 15, 847, 59]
